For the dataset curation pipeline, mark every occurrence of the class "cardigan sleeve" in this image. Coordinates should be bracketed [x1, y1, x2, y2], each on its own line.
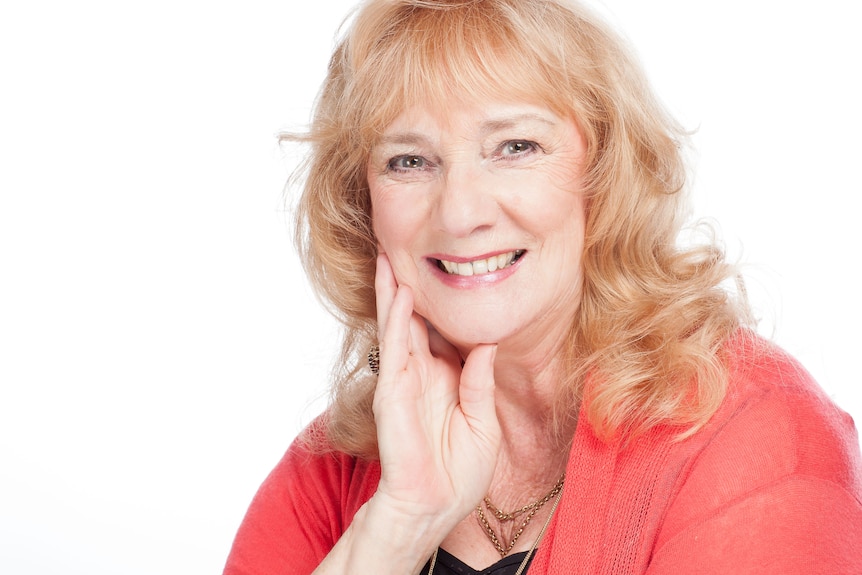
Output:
[222, 431, 380, 575]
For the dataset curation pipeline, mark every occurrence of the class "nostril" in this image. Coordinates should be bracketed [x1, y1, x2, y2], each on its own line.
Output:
[435, 191, 499, 238]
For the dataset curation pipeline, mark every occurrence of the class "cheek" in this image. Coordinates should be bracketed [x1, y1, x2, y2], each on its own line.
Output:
[370, 187, 427, 285]
[369, 173, 434, 247]
[501, 152, 586, 220]
[515, 175, 587, 238]
[370, 179, 401, 246]
[372, 198, 418, 252]
[544, 165, 587, 233]
[536, 193, 584, 228]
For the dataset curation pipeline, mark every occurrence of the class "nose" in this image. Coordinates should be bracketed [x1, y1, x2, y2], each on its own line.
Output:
[434, 163, 498, 238]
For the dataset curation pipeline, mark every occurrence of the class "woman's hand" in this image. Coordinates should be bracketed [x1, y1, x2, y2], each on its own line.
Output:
[370, 253, 502, 531]
[311, 254, 500, 575]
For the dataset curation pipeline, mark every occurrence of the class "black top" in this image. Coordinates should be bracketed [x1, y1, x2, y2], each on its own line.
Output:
[422, 548, 534, 575]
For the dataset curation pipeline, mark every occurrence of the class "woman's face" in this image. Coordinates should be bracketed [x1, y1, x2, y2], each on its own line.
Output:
[368, 99, 588, 353]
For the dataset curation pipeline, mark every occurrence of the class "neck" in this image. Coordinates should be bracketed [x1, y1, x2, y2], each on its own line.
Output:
[495, 337, 576, 436]
[485, 367, 570, 503]
[437, 324, 578, 568]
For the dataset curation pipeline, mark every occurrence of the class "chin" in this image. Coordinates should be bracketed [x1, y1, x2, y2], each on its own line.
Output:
[429, 316, 519, 348]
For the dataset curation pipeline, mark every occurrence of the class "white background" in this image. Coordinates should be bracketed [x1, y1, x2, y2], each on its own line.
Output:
[1, 1, 859, 573]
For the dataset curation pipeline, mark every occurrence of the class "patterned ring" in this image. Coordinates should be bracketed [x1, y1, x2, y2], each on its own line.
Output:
[367, 345, 380, 375]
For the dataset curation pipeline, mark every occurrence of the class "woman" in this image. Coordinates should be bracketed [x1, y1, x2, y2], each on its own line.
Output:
[225, 0, 862, 573]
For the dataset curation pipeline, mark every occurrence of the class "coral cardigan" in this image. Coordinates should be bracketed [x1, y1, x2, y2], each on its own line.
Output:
[224, 336, 862, 574]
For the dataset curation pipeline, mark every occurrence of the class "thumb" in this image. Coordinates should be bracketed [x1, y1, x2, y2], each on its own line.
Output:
[458, 344, 499, 436]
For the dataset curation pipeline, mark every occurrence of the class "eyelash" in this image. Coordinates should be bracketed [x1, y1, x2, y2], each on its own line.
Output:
[384, 140, 540, 174]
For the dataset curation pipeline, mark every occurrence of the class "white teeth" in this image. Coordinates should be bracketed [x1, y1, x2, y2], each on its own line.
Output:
[497, 253, 508, 270]
[438, 250, 523, 276]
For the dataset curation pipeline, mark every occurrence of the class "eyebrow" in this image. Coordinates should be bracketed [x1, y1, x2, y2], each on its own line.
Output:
[478, 113, 557, 137]
[376, 113, 559, 147]
[376, 132, 432, 147]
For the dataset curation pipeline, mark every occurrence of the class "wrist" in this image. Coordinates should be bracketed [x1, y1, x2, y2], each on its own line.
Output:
[344, 491, 459, 571]
[366, 490, 454, 541]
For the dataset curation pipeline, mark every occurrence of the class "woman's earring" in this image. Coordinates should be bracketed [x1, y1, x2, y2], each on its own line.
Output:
[367, 345, 380, 375]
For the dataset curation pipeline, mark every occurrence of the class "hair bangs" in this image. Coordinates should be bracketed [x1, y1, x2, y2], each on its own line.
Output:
[343, 0, 576, 145]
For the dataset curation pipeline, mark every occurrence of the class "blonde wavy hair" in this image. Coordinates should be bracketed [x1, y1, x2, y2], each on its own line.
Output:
[292, 0, 749, 456]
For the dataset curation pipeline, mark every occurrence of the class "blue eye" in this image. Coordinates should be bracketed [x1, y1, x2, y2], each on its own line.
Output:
[388, 155, 427, 170]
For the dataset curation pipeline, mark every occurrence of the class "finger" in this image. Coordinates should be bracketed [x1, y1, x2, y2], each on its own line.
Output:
[458, 344, 500, 439]
[407, 311, 431, 360]
[379, 283, 414, 378]
[374, 253, 398, 343]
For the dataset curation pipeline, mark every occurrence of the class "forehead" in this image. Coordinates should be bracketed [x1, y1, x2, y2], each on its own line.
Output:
[377, 99, 564, 140]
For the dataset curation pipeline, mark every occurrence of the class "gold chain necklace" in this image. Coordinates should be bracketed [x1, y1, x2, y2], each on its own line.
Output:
[426, 476, 564, 575]
[476, 474, 565, 557]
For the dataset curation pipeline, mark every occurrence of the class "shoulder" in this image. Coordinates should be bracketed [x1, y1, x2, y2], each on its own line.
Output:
[223, 418, 380, 575]
[264, 422, 381, 526]
[650, 331, 862, 570]
[717, 330, 861, 485]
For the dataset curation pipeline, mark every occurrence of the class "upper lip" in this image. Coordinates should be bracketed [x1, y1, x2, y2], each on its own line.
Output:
[427, 249, 521, 264]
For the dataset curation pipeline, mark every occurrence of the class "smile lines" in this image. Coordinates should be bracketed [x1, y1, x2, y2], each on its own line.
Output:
[436, 250, 525, 276]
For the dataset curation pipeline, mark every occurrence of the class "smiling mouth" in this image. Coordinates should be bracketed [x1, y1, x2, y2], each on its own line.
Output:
[435, 250, 525, 276]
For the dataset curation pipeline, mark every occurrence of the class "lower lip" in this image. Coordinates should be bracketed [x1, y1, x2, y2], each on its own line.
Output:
[428, 255, 524, 288]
